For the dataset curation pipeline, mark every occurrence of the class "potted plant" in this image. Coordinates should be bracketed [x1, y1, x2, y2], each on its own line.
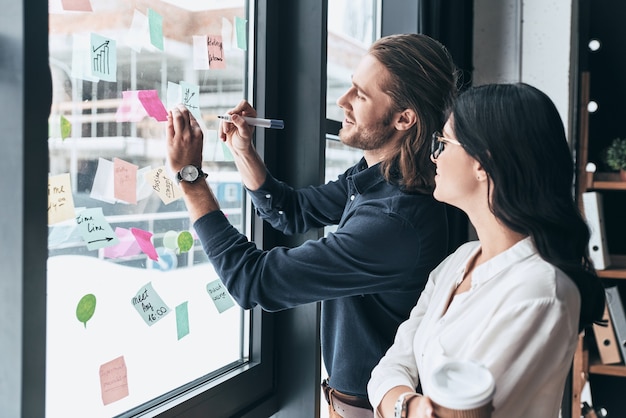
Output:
[603, 137, 626, 181]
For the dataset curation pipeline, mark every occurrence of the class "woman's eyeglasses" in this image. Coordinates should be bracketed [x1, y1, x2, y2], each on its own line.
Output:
[431, 131, 462, 159]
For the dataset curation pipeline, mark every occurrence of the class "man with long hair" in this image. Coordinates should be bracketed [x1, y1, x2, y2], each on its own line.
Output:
[166, 34, 458, 418]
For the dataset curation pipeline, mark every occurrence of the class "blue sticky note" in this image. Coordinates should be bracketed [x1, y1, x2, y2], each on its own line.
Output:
[235, 16, 247, 50]
[131, 282, 171, 326]
[76, 207, 119, 251]
[176, 301, 190, 340]
[90, 33, 117, 82]
[148, 9, 164, 51]
[206, 280, 235, 313]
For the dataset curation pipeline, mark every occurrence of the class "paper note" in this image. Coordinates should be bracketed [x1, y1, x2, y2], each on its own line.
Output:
[116, 90, 148, 123]
[76, 207, 119, 251]
[71, 33, 99, 81]
[130, 227, 158, 261]
[90, 158, 116, 203]
[235, 17, 247, 50]
[90, 33, 117, 82]
[61, 0, 92, 11]
[103, 227, 143, 259]
[176, 301, 190, 340]
[124, 9, 150, 53]
[208, 35, 226, 69]
[145, 166, 181, 205]
[48, 173, 76, 225]
[192, 35, 210, 70]
[137, 90, 168, 122]
[99, 356, 129, 405]
[113, 157, 138, 204]
[206, 279, 235, 313]
[148, 8, 164, 51]
[60, 115, 72, 140]
[131, 282, 171, 326]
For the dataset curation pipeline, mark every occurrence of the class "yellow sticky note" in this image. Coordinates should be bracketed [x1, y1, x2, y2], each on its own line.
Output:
[48, 173, 76, 225]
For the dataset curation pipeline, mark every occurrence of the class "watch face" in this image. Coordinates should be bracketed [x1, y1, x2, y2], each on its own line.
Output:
[180, 165, 199, 182]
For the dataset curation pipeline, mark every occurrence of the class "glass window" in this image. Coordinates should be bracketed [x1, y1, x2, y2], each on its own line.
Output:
[326, 0, 380, 121]
[47, 1, 251, 416]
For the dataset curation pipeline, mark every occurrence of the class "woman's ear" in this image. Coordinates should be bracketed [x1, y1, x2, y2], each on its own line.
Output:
[394, 108, 418, 132]
[474, 162, 488, 182]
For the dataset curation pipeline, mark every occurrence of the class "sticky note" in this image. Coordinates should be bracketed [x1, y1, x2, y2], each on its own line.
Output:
[90, 158, 117, 204]
[208, 35, 226, 69]
[206, 279, 235, 313]
[113, 157, 138, 204]
[235, 17, 247, 50]
[103, 227, 143, 259]
[48, 173, 76, 225]
[60, 115, 72, 140]
[137, 90, 168, 122]
[148, 8, 164, 51]
[99, 356, 129, 405]
[76, 207, 119, 251]
[131, 282, 171, 326]
[144, 166, 181, 204]
[124, 9, 150, 53]
[116, 90, 148, 123]
[90, 33, 117, 82]
[192, 35, 210, 70]
[61, 0, 92, 11]
[176, 301, 190, 340]
[71, 33, 99, 82]
[130, 227, 159, 261]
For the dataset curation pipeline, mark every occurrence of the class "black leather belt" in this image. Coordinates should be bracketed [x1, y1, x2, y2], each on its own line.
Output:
[321, 379, 373, 411]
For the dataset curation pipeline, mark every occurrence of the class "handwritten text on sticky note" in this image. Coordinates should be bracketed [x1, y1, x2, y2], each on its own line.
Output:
[132, 282, 171, 326]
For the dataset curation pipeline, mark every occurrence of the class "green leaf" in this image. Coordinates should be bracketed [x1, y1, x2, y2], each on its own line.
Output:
[76, 293, 97, 328]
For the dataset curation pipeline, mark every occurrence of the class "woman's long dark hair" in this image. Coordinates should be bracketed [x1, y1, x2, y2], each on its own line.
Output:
[369, 34, 459, 194]
[451, 83, 604, 330]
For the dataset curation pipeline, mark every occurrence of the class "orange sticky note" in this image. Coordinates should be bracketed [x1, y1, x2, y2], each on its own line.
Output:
[99, 355, 129, 405]
[113, 157, 138, 204]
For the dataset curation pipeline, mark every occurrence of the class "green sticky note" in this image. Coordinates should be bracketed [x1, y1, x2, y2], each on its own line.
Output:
[131, 282, 171, 326]
[235, 16, 247, 50]
[176, 301, 189, 340]
[206, 279, 235, 313]
[60, 115, 71, 140]
[148, 9, 164, 51]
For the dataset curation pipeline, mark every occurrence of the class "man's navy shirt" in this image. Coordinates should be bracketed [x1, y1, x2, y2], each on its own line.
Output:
[194, 158, 449, 399]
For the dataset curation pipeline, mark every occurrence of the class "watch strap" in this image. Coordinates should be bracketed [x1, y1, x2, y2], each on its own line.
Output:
[394, 392, 418, 418]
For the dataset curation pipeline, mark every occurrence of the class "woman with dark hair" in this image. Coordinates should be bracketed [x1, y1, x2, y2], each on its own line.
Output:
[368, 83, 605, 418]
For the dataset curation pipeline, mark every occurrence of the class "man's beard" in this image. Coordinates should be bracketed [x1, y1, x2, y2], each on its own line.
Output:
[338, 110, 396, 151]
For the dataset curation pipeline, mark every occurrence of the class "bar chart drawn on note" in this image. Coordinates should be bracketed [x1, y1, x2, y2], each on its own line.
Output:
[91, 33, 117, 82]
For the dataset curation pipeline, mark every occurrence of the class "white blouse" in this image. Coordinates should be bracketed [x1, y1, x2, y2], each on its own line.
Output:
[368, 238, 581, 418]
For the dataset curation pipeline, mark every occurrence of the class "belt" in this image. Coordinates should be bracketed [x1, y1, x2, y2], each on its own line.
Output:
[321, 379, 373, 411]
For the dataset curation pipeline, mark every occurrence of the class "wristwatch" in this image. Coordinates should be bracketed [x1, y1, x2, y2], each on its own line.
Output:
[176, 164, 208, 184]
[394, 392, 417, 418]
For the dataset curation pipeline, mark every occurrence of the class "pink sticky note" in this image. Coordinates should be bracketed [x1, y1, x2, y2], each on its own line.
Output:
[208, 35, 226, 69]
[116, 91, 147, 122]
[104, 227, 143, 259]
[113, 158, 138, 204]
[137, 90, 168, 121]
[130, 227, 159, 261]
[61, 0, 92, 12]
[99, 356, 129, 405]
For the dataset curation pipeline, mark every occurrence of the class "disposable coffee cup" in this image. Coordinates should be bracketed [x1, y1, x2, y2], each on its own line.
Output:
[427, 359, 495, 418]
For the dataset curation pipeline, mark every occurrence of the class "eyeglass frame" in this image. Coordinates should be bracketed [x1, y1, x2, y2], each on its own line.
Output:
[431, 131, 462, 159]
